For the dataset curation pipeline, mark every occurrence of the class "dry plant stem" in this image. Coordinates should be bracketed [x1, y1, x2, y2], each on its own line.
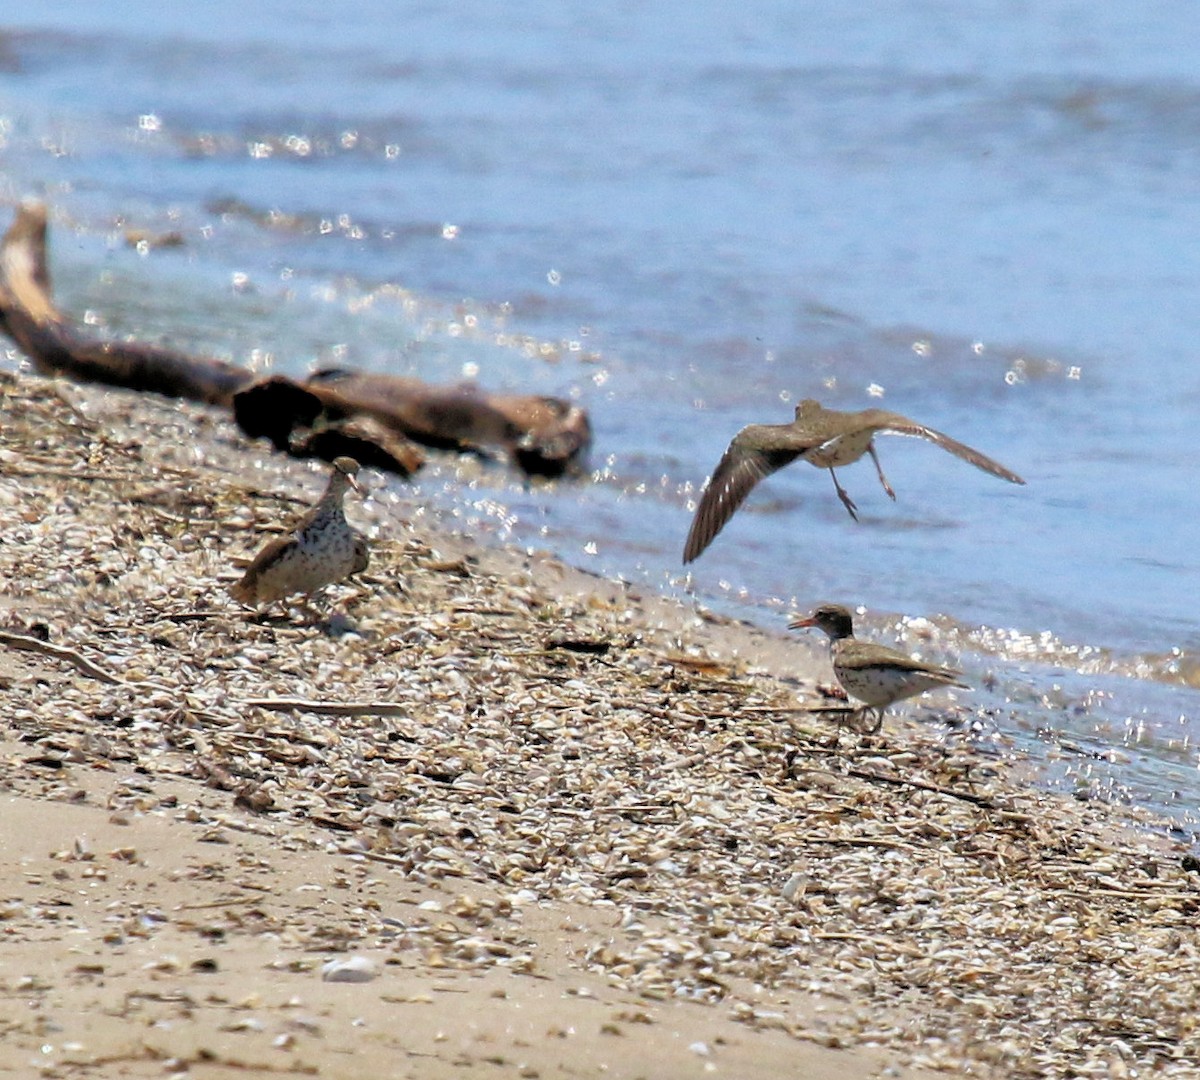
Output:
[242, 697, 413, 718]
[0, 629, 125, 685]
[845, 765, 998, 809]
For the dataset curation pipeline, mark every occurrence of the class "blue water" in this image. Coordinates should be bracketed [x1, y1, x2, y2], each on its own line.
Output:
[2, 1, 1199, 825]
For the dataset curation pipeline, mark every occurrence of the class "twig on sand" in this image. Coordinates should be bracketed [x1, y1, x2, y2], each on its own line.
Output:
[743, 704, 856, 716]
[0, 629, 124, 685]
[846, 765, 996, 809]
[0, 632, 411, 722]
[241, 697, 411, 718]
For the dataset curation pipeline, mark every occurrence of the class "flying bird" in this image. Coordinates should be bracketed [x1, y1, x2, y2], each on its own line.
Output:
[683, 399, 1024, 563]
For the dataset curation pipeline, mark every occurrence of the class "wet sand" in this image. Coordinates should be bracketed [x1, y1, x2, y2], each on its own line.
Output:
[1, 371, 1197, 1079]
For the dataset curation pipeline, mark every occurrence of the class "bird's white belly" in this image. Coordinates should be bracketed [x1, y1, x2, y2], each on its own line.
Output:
[805, 429, 876, 469]
[835, 664, 943, 708]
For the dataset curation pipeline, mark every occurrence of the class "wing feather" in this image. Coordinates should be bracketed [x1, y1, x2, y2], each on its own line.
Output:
[837, 640, 969, 687]
[682, 424, 810, 563]
[228, 535, 300, 605]
[865, 411, 1025, 485]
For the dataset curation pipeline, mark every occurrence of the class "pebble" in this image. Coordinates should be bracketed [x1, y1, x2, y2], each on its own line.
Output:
[321, 956, 379, 983]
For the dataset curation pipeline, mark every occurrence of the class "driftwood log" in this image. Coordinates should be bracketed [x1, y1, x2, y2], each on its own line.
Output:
[0, 202, 591, 478]
[0, 202, 253, 405]
[307, 370, 589, 477]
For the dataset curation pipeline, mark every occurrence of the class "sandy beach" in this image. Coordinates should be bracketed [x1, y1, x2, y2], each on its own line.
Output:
[1, 370, 1198, 1079]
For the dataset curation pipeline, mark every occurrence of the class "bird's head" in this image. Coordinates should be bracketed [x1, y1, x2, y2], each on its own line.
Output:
[330, 456, 365, 495]
[788, 602, 855, 640]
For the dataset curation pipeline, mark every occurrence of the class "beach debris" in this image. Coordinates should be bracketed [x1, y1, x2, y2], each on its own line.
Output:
[234, 369, 591, 479]
[321, 956, 379, 984]
[0, 202, 250, 404]
[288, 413, 426, 478]
[123, 227, 186, 251]
[0, 202, 591, 478]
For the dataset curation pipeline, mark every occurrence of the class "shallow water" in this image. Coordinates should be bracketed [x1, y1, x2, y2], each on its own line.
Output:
[2, 1, 1198, 827]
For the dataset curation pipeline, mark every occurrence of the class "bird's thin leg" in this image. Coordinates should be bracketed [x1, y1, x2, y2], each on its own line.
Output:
[820, 714, 846, 749]
[868, 443, 896, 501]
[293, 593, 327, 625]
[848, 707, 884, 735]
[828, 469, 859, 521]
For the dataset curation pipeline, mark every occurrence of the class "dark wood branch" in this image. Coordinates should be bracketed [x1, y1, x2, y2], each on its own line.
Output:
[0, 203, 255, 405]
[0, 202, 592, 478]
[306, 369, 592, 477]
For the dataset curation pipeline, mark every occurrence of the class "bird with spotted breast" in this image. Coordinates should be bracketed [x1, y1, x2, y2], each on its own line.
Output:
[789, 603, 969, 733]
[229, 456, 370, 616]
[682, 398, 1025, 563]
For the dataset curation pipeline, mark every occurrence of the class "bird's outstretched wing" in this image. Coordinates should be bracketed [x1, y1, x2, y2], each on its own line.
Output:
[865, 411, 1025, 485]
[682, 424, 812, 563]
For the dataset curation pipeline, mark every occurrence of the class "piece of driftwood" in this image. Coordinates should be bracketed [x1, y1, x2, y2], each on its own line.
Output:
[0, 202, 254, 405]
[0, 202, 592, 478]
[308, 369, 591, 477]
[290, 414, 427, 477]
[227, 373, 425, 477]
[230, 370, 591, 478]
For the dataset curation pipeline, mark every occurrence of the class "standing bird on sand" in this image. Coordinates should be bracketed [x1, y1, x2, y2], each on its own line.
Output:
[229, 456, 370, 616]
[682, 399, 1025, 563]
[789, 603, 969, 733]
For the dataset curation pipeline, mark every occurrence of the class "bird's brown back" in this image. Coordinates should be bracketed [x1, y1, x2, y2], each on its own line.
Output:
[833, 637, 968, 687]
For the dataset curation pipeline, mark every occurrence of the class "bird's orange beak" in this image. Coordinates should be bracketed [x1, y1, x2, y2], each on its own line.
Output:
[788, 615, 815, 630]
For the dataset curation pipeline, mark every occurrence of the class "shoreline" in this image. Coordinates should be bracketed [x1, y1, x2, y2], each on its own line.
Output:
[1, 370, 1197, 1078]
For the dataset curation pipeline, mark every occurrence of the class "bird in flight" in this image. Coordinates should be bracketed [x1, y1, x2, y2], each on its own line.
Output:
[682, 399, 1024, 563]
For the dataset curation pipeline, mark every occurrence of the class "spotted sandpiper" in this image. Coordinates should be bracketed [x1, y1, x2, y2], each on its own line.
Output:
[229, 456, 370, 614]
[682, 399, 1025, 562]
[789, 603, 969, 733]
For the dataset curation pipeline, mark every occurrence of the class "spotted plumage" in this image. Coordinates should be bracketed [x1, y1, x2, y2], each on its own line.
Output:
[683, 398, 1025, 563]
[229, 456, 369, 612]
[789, 603, 969, 732]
